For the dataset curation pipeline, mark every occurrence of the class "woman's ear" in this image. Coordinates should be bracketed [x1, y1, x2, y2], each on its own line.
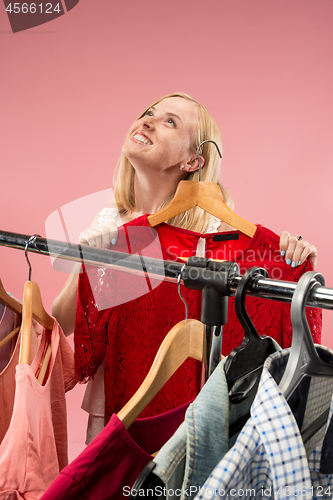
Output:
[186, 154, 205, 172]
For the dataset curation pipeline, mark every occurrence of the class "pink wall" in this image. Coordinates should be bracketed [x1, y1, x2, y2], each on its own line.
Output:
[1, 0, 333, 460]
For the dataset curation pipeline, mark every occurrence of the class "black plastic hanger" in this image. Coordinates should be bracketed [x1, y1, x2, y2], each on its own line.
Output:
[278, 271, 333, 443]
[224, 267, 276, 404]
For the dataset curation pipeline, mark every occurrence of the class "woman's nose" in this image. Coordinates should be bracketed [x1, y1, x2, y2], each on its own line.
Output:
[142, 115, 154, 129]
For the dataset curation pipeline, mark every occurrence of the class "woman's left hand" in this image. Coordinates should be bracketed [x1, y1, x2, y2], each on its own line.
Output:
[279, 231, 318, 270]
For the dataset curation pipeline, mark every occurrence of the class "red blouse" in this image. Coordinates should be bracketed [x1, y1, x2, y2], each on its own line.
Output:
[74, 215, 322, 422]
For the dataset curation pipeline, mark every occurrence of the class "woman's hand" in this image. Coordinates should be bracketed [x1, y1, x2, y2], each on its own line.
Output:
[279, 231, 318, 270]
[79, 215, 118, 249]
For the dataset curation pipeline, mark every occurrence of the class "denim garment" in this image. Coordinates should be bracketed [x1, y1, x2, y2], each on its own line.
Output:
[153, 340, 281, 500]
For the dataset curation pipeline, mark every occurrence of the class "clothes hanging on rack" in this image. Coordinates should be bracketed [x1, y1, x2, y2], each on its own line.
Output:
[80, 212, 221, 444]
[0, 318, 39, 445]
[151, 341, 280, 500]
[43, 322, 79, 470]
[194, 346, 333, 500]
[74, 214, 322, 424]
[40, 398, 192, 500]
[0, 319, 78, 498]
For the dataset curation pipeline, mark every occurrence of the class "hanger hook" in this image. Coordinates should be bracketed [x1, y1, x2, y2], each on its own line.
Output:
[235, 267, 269, 340]
[177, 263, 188, 321]
[290, 271, 325, 329]
[25, 234, 41, 281]
[196, 140, 222, 182]
[279, 271, 325, 400]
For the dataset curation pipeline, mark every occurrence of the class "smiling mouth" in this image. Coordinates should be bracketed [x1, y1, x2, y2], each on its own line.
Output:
[132, 132, 153, 145]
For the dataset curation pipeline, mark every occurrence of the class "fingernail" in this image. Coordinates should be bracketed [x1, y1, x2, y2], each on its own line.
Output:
[281, 250, 285, 257]
[298, 260, 302, 266]
[291, 262, 296, 268]
[286, 259, 291, 265]
[111, 238, 117, 245]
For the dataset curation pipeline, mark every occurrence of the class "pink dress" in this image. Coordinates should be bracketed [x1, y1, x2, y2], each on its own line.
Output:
[0, 320, 78, 499]
[0, 318, 39, 445]
[0, 304, 16, 372]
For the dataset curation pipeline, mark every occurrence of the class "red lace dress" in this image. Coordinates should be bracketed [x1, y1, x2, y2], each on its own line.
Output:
[74, 215, 322, 423]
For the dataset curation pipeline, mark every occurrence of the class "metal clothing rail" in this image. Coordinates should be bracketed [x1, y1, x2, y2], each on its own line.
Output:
[1, 229, 333, 310]
[1, 229, 333, 385]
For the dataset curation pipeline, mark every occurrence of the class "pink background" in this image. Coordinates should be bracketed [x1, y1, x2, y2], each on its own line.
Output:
[1, 0, 333, 460]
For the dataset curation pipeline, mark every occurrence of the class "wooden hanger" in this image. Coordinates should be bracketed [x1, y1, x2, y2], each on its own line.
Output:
[0, 279, 22, 351]
[19, 235, 54, 365]
[19, 280, 54, 364]
[0, 278, 22, 316]
[148, 181, 256, 237]
[0, 278, 53, 380]
[117, 319, 205, 429]
[147, 141, 257, 238]
[0, 326, 20, 351]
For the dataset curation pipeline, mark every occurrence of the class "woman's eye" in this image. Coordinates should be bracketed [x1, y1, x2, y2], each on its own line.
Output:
[146, 110, 153, 117]
[167, 118, 175, 126]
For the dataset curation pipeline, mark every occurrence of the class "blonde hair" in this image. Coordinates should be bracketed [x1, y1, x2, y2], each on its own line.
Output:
[113, 92, 233, 233]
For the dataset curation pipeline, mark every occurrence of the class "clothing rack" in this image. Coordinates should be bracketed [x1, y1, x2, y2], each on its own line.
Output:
[1, 229, 333, 382]
[1, 230, 332, 309]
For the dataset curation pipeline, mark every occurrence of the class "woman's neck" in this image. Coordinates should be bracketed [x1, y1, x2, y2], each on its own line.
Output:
[130, 169, 180, 217]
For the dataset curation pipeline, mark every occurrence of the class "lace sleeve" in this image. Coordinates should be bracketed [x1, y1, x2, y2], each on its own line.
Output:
[74, 206, 119, 379]
[74, 264, 113, 381]
[196, 215, 222, 258]
[205, 214, 221, 233]
[97, 207, 119, 226]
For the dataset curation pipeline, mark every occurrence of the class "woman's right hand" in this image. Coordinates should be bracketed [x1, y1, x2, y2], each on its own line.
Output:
[79, 215, 119, 249]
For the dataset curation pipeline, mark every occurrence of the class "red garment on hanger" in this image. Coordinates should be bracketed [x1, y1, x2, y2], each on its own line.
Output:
[74, 215, 322, 422]
[40, 399, 192, 500]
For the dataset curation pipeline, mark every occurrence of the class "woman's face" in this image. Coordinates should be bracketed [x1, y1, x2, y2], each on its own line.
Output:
[122, 97, 199, 172]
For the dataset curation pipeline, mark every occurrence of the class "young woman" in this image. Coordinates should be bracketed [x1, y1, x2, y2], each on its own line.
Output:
[52, 92, 319, 443]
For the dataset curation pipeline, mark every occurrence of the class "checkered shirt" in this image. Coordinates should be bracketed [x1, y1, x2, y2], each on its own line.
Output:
[195, 347, 333, 500]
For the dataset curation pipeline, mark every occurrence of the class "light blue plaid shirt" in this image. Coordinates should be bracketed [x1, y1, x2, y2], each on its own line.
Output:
[195, 347, 333, 500]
